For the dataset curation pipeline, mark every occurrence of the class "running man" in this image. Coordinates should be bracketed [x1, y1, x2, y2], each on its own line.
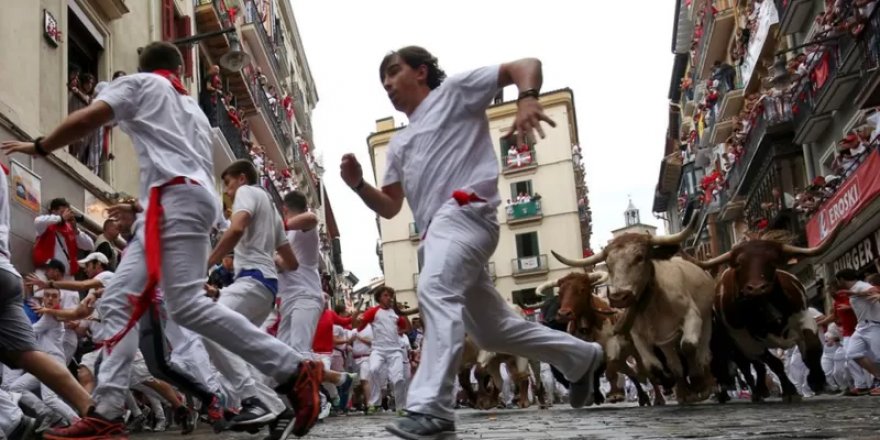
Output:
[340, 46, 604, 438]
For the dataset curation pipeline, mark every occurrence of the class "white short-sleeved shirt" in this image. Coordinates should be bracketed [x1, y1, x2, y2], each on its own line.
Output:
[34, 314, 65, 360]
[0, 166, 17, 277]
[279, 227, 322, 297]
[231, 185, 286, 279]
[849, 281, 880, 326]
[383, 66, 502, 231]
[94, 73, 219, 213]
[352, 324, 372, 356]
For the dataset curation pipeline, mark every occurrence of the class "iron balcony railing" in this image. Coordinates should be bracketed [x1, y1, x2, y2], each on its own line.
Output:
[250, 77, 292, 155]
[243, 0, 284, 79]
[511, 255, 549, 276]
[214, 99, 250, 160]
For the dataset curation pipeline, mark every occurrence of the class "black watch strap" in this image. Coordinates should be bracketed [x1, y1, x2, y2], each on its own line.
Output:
[517, 88, 540, 102]
[353, 178, 366, 192]
[33, 137, 49, 156]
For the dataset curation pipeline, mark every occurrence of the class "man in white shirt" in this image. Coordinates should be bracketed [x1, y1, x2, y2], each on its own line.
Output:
[2, 42, 322, 439]
[350, 318, 373, 412]
[0, 163, 93, 431]
[31, 259, 81, 363]
[32, 198, 95, 278]
[835, 269, 880, 395]
[340, 46, 603, 438]
[204, 159, 300, 429]
[357, 287, 410, 415]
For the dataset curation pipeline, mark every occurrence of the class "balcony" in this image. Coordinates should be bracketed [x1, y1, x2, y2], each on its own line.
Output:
[502, 150, 537, 175]
[212, 99, 250, 161]
[726, 95, 795, 197]
[93, 0, 129, 20]
[487, 262, 497, 282]
[776, 0, 814, 35]
[408, 222, 420, 241]
[718, 87, 745, 121]
[744, 152, 807, 245]
[241, 1, 285, 87]
[506, 200, 543, 226]
[809, 42, 862, 116]
[248, 77, 293, 166]
[194, 1, 255, 113]
[511, 255, 549, 278]
[697, 3, 736, 79]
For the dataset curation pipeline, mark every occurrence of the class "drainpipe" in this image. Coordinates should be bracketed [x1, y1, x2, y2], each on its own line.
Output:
[803, 141, 816, 182]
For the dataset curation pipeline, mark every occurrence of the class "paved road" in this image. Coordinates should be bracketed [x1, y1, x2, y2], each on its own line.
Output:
[142, 395, 879, 439]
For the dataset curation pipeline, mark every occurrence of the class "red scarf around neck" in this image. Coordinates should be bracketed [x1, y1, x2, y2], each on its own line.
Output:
[151, 69, 188, 95]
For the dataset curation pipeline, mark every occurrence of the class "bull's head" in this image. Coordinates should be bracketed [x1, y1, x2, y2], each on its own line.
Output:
[696, 230, 838, 296]
[551, 214, 698, 308]
[535, 272, 609, 324]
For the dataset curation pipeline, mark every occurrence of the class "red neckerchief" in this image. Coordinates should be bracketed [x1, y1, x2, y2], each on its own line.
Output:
[150, 69, 188, 95]
[0, 162, 8, 175]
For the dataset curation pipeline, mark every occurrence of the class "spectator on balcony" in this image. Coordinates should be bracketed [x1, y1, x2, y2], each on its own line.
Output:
[68, 73, 99, 166]
[241, 119, 252, 147]
[267, 85, 279, 110]
[200, 65, 222, 126]
[255, 67, 268, 89]
[837, 133, 866, 176]
[712, 61, 737, 92]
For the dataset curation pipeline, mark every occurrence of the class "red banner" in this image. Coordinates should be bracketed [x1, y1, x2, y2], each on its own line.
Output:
[806, 149, 880, 247]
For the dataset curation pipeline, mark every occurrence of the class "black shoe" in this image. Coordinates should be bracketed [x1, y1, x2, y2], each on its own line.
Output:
[174, 405, 198, 435]
[9, 415, 38, 440]
[262, 409, 295, 440]
[385, 412, 456, 440]
[231, 397, 278, 427]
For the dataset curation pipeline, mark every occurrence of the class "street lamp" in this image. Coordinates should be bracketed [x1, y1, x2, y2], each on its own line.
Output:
[171, 27, 251, 72]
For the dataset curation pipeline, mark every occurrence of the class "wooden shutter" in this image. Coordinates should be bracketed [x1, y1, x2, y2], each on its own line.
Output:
[176, 15, 193, 78]
[161, 0, 175, 41]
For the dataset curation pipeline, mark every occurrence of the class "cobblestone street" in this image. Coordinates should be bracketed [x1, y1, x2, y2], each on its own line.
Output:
[141, 395, 879, 439]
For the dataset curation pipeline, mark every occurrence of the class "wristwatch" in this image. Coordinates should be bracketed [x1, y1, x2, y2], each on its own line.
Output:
[517, 88, 540, 102]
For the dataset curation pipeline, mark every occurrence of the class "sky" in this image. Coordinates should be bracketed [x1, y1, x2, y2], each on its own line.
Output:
[291, 0, 676, 287]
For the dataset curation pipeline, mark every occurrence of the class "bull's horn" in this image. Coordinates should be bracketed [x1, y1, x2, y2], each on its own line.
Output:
[695, 251, 732, 269]
[535, 279, 559, 296]
[649, 209, 699, 246]
[522, 300, 546, 309]
[551, 249, 606, 268]
[781, 225, 841, 257]
[588, 271, 609, 285]
[399, 306, 420, 316]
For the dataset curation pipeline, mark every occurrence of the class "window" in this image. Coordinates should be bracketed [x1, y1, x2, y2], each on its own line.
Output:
[161, 0, 193, 78]
[515, 232, 540, 258]
[499, 134, 535, 158]
[510, 180, 533, 199]
[67, 7, 104, 178]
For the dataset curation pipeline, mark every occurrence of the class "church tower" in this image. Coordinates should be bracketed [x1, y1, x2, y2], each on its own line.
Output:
[611, 197, 657, 239]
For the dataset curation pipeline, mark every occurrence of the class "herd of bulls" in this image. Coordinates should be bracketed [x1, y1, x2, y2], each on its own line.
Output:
[462, 208, 839, 409]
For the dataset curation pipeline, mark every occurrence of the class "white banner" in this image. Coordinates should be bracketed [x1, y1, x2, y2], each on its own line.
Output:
[741, 0, 780, 90]
[520, 256, 539, 270]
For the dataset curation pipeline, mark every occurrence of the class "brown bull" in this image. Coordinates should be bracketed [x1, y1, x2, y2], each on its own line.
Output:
[552, 214, 716, 404]
[457, 337, 547, 410]
[536, 273, 663, 406]
[697, 236, 833, 401]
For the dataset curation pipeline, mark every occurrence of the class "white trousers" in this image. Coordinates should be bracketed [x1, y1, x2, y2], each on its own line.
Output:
[202, 277, 285, 413]
[130, 383, 167, 423]
[7, 372, 78, 423]
[843, 336, 873, 389]
[408, 199, 598, 420]
[786, 348, 809, 396]
[821, 350, 840, 391]
[368, 349, 406, 407]
[164, 319, 221, 397]
[0, 389, 22, 438]
[92, 184, 298, 419]
[276, 289, 322, 363]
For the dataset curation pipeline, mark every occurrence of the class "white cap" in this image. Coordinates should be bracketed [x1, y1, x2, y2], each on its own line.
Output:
[78, 252, 109, 266]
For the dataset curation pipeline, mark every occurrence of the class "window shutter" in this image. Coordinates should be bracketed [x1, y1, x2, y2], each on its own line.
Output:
[161, 0, 175, 42]
[529, 232, 540, 256]
[176, 16, 193, 78]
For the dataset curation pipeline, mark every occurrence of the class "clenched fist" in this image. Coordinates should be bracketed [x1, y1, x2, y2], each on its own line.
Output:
[340, 153, 364, 188]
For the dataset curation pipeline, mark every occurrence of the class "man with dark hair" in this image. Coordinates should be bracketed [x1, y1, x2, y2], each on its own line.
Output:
[835, 269, 880, 396]
[3, 40, 324, 439]
[204, 159, 302, 430]
[342, 46, 603, 438]
[95, 219, 121, 271]
[358, 287, 409, 414]
[33, 197, 95, 277]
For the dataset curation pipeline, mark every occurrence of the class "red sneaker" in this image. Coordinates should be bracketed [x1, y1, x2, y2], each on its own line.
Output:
[283, 360, 324, 437]
[43, 412, 127, 440]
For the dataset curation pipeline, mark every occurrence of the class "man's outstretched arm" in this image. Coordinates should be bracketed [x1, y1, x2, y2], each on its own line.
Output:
[1, 102, 114, 155]
[339, 153, 404, 219]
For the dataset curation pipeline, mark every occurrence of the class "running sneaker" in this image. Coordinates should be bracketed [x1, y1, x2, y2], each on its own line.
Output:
[174, 405, 198, 435]
[569, 342, 605, 408]
[386, 411, 455, 440]
[261, 409, 295, 440]
[231, 397, 278, 426]
[277, 360, 323, 437]
[42, 410, 127, 440]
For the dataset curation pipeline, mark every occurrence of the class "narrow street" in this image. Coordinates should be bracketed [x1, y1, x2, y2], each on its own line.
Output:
[146, 396, 879, 439]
